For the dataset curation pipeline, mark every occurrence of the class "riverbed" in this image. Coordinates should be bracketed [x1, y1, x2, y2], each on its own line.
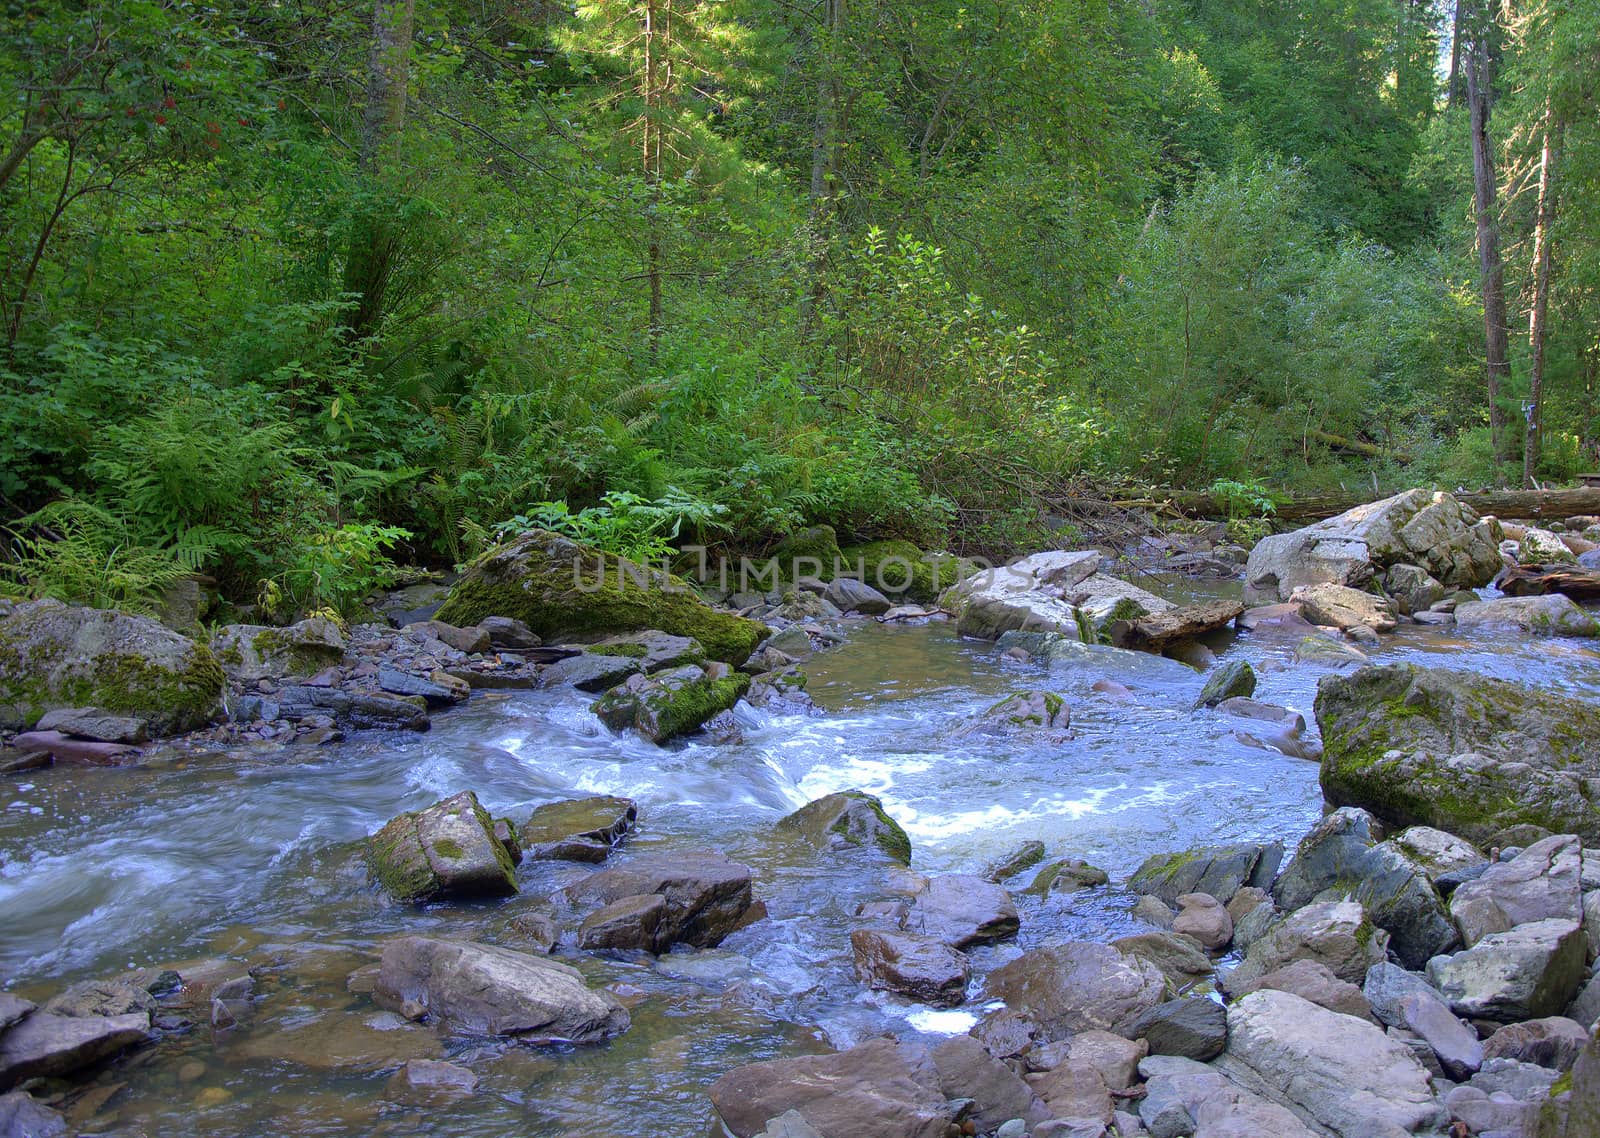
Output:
[4, 585, 1599, 1136]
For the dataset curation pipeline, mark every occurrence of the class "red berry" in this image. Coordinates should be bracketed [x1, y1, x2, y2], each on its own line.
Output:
[154, 113, 167, 125]
[163, 95, 176, 109]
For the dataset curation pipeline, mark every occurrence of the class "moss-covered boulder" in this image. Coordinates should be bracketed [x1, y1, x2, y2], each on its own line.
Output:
[838, 541, 971, 604]
[1315, 663, 1600, 844]
[963, 691, 1070, 736]
[777, 789, 912, 865]
[0, 599, 223, 736]
[367, 790, 519, 903]
[769, 525, 844, 578]
[433, 530, 764, 664]
[211, 617, 346, 681]
[591, 663, 751, 744]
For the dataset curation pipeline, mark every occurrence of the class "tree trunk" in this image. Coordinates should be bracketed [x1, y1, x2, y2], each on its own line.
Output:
[1447, 0, 1465, 108]
[801, 0, 843, 337]
[1464, 19, 1512, 472]
[343, 0, 415, 343]
[641, 0, 665, 358]
[1522, 108, 1561, 488]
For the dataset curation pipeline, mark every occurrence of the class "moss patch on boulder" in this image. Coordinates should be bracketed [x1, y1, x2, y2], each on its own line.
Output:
[434, 530, 764, 664]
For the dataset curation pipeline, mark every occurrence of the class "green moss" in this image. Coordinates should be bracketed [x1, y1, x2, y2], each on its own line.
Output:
[771, 525, 844, 575]
[432, 837, 465, 859]
[588, 641, 649, 658]
[651, 673, 751, 741]
[366, 815, 435, 902]
[830, 794, 912, 865]
[434, 532, 765, 664]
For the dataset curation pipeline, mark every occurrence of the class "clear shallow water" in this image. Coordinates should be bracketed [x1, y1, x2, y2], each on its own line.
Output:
[4, 599, 1600, 1136]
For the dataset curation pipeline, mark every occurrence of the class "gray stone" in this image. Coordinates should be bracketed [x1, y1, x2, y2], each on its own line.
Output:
[400, 1057, 479, 1093]
[591, 664, 750, 743]
[987, 943, 1166, 1041]
[0, 997, 33, 1034]
[0, 1091, 68, 1137]
[404, 619, 491, 654]
[1521, 527, 1578, 564]
[1128, 842, 1282, 907]
[478, 615, 540, 649]
[1456, 594, 1599, 635]
[1393, 826, 1486, 880]
[373, 936, 628, 1042]
[1195, 660, 1255, 708]
[906, 875, 1019, 949]
[1111, 931, 1215, 990]
[561, 850, 756, 950]
[1224, 899, 1389, 991]
[1365, 962, 1450, 1028]
[824, 578, 893, 615]
[1026, 1057, 1113, 1125]
[0, 1012, 150, 1090]
[1290, 582, 1398, 632]
[40, 980, 155, 1019]
[1396, 991, 1482, 1080]
[1427, 918, 1588, 1022]
[519, 796, 637, 863]
[538, 652, 642, 692]
[851, 929, 971, 1007]
[1383, 563, 1446, 616]
[1449, 833, 1583, 947]
[1240, 958, 1374, 1022]
[377, 666, 466, 707]
[367, 790, 518, 903]
[31, 706, 149, 744]
[1127, 997, 1228, 1061]
[942, 551, 1173, 641]
[1481, 1016, 1591, 1071]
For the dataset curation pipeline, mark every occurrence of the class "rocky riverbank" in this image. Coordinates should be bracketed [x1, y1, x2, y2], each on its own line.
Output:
[5, 490, 1600, 1136]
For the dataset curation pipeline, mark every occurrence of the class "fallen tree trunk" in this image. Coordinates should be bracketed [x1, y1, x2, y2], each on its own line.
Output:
[1110, 487, 1600, 524]
[1495, 564, 1600, 601]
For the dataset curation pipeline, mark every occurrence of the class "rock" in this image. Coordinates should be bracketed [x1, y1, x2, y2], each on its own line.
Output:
[970, 1008, 1039, 1060]
[1316, 663, 1600, 844]
[1133, 895, 1176, 929]
[1544, 1029, 1600, 1136]
[0, 1012, 150, 1090]
[1522, 527, 1579, 564]
[1243, 489, 1501, 605]
[1136, 1054, 1316, 1138]
[0, 1091, 68, 1137]
[941, 551, 1174, 641]
[1448, 1064, 1558, 1134]
[592, 664, 751, 743]
[519, 796, 637, 862]
[1108, 599, 1243, 652]
[367, 790, 518, 903]
[576, 893, 666, 952]
[1565, 971, 1600, 1029]
[399, 1057, 478, 1094]
[561, 850, 756, 949]
[1449, 833, 1583, 946]
[850, 929, 971, 1007]
[986, 943, 1166, 1041]
[377, 665, 466, 707]
[538, 651, 642, 692]
[1289, 583, 1398, 632]
[1239, 602, 1319, 634]
[506, 911, 560, 952]
[745, 667, 817, 714]
[0, 997, 33, 1034]
[1112, 931, 1215, 990]
[707, 1038, 952, 1138]
[9, 730, 139, 765]
[0, 599, 223, 735]
[777, 790, 912, 865]
[930, 1036, 1048, 1132]
[906, 875, 1019, 949]
[1363, 962, 1449, 1026]
[403, 619, 491, 654]
[1395, 991, 1482, 1079]
[1051, 1029, 1148, 1092]
[276, 684, 430, 731]
[1026, 1058, 1113, 1125]
[1383, 564, 1446, 616]
[1292, 634, 1369, 666]
[1172, 893, 1232, 951]
[1229, 894, 1279, 952]
[1128, 842, 1282, 907]
[984, 841, 1047, 883]
[40, 980, 154, 1019]
[1194, 660, 1255, 708]
[587, 629, 706, 672]
[1127, 998, 1228, 1061]
[968, 691, 1070, 734]
[1024, 859, 1110, 895]
[212, 616, 346, 682]
[1224, 899, 1389, 991]
[1216, 989, 1445, 1137]
[1269, 807, 1457, 969]
[1240, 958, 1374, 1022]
[823, 577, 893, 615]
[372, 936, 628, 1042]
[1482, 1016, 1590, 1071]
[1393, 826, 1487, 880]
[1427, 918, 1588, 1022]
[433, 529, 766, 664]
[31, 706, 149, 744]
[754, 1111, 826, 1138]
[841, 541, 969, 605]
[478, 615, 540, 649]
[1456, 594, 1599, 635]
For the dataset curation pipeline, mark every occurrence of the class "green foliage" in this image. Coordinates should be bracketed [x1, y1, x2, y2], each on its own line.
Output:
[483, 488, 728, 564]
[259, 523, 411, 621]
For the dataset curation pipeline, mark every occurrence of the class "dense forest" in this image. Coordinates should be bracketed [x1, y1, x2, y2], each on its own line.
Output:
[2, 0, 1598, 617]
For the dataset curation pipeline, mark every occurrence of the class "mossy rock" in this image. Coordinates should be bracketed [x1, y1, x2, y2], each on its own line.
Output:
[1316, 663, 1600, 844]
[433, 530, 765, 664]
[837, 541, 972, 604]
[769, 525, 844, 580]
[0, 599, 223, 735]
[777, 789, 912, 866]
[591, 665, 751, 744]
[367, 789, 519, 903]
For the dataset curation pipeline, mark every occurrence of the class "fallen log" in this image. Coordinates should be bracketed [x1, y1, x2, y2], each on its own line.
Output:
[1495, 564, 1600, 601]
[1108, 599, 1245, 651]
[1112, 486, 1600, 524]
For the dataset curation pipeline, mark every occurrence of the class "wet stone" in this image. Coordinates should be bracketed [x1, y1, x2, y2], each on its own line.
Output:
[850, 929, 972, 1008]
[519, 796, 638, 863]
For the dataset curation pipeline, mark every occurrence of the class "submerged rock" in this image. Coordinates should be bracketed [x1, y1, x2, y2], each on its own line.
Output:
[433, 529, 765, 664]
[777, 790, 912, 865]
[1316, 663, 1600, 843]
[965, 690, 1070, 735]
[0, 599, 223, 735]
[367, 790, 519, 903]
[373, 936, 628, 1042]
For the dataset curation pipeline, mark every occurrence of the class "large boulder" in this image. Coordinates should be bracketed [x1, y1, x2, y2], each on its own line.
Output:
[0, 599, 223, 735]
[367, 790, 518, 903]
[1216, 989, 1446, 1137]
[1449, 834, 1583, 946]
[1289, 583, 1397, 633]
[1224, 900, 1389, 991]
[850, 929, 971, 1007]
[433, 529, 765, 664]
[707, 1038, 952, 1138]
[1270, 808, 1458, 969]
[561, 850, 756, 949]
[591, 664, 750, 743]
[1128, 842, 1283, 908]
[1243, 489, 1501, 605]
[519, 796, 637, 863]
[0, 1011, 151, 1090]
[777, 790, 912, 865]
[940, 551, 1173, 641]
[1456, 594, 1600, 636]
[986, 942, 1166, 1040]
[905, 875, 1019, 949]
[1316, 663, 1600, 843]
[211, 616, 345, 680]
[1426, 918, 1588, 1022]
[372, 936, 628, 1042]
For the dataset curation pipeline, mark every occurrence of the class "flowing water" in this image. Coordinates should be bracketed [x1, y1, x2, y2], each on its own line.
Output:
[5, 582, 1600, 1136]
